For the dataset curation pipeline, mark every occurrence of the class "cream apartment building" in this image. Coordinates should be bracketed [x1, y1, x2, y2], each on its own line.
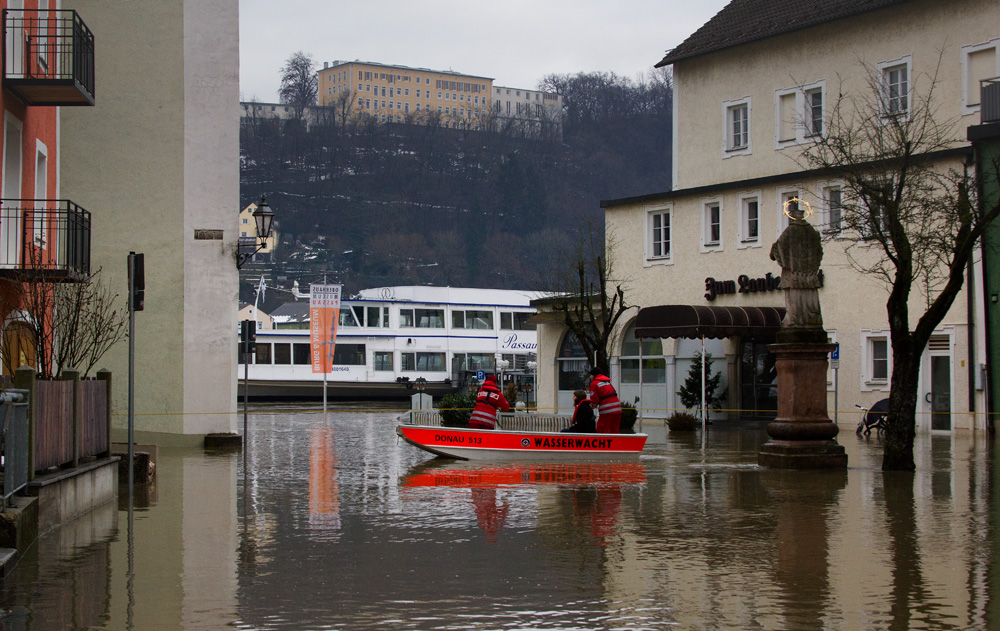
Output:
[536, 0, 1000, 432]
[318, 60, 493, 129]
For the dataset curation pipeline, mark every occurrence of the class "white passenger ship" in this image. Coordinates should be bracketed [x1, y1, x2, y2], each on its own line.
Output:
[239, 286, 541, 401]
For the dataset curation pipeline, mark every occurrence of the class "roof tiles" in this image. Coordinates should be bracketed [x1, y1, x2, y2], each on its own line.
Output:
[657, 0, 913, 66]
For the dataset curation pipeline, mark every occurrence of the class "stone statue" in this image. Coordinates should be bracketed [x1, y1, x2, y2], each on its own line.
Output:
[770, 200, 823, 329]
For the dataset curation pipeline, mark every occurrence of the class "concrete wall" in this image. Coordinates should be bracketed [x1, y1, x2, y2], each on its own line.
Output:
[60, 1, 239, 440]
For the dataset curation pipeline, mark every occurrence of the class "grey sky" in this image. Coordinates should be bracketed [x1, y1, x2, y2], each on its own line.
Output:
[239, 0, 730, 102]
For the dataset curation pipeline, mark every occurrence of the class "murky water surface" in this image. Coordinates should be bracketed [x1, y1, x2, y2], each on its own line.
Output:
[2, 411, 999, 630]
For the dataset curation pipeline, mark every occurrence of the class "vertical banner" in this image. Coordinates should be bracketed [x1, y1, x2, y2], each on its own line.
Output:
[310, 284, 342, 373]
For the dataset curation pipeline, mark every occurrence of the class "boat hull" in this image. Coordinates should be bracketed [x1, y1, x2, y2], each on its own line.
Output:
[396, 424, 647, 461]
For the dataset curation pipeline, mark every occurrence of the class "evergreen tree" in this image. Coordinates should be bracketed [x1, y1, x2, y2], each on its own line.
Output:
[677, 352, 725, 411]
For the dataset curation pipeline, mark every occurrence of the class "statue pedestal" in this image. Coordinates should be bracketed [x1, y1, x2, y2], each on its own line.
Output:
[758, 339, 847, 469]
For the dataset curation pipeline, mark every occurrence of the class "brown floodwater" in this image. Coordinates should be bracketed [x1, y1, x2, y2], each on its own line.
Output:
[1, 411, 998, 630]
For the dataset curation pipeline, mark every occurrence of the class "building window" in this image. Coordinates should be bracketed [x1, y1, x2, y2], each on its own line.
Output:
[777, 189, 802, 234]
[646, 207, 672, 264]
[821, 185, 844, 234]
[862, 333, 891, 389]
[806, 87, 823, 136]
[775, 81, 824, 146]
[702, 199, 722, 249]
[373, 351, 393, 371]
[725, 99, 750, 152]
[962, 39, 1000, 113]
[738, 193, 761, 247]
[878, 56, 911, 117]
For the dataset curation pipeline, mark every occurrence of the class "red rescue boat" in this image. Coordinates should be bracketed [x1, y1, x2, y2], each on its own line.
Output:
[395, 423, 647, 461]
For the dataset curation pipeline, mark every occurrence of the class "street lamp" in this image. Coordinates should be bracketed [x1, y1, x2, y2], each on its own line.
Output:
[237, 195, 275, 269]
[526, 360, 537, 408]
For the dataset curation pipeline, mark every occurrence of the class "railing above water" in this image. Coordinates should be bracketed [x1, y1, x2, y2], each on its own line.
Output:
[403, 410, 573, 433]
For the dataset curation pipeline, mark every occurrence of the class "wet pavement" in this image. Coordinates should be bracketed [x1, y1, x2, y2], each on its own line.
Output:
[1, 411, 998, 630]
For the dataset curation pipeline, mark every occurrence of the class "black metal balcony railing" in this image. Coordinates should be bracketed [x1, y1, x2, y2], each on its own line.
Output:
[2, 9, 94, 106]
[983, 77, 1000, 125]
[0, 200, 91, 281]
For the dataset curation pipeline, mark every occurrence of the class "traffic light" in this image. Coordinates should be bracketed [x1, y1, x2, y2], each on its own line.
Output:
[128, 252, 144, 312]
[241, 319, 256, 352]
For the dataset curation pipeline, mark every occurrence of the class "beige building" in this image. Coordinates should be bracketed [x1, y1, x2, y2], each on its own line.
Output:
[61, 0, 241, 442]
[537, 0, 1000, 432]
[316, 59, 563, 137]
[318, 60, 493, 130]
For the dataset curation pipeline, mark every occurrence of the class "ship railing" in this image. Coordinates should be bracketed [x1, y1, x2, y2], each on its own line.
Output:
[400, 410, 572, 433]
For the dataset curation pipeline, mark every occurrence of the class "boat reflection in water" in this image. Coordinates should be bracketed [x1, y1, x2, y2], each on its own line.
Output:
[402, 460, 646, 544]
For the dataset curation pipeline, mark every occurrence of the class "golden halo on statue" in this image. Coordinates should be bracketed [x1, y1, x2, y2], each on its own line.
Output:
[782, 197, 813, 219]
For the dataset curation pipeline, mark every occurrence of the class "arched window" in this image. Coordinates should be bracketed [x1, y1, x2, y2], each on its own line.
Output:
[620, 322, 666, 384]
[557, 332, 589, 391]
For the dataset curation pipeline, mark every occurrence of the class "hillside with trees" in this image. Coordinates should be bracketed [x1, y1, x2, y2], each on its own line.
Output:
[239, 68, 673, 297]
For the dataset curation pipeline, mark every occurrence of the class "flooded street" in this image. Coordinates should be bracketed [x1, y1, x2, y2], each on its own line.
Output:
[1, 411, 999, 630]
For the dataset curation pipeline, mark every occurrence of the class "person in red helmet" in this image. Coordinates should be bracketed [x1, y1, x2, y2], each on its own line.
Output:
[468, 375, 509, 430]
[588, 367, 622, 434]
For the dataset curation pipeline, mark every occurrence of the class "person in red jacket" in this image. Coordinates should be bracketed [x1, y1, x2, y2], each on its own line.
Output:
[468, 375, 509, 430]
[561, 389, 596, 433]
[588, 367, 622, 434]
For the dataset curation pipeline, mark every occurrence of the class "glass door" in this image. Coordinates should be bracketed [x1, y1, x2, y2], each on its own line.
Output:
[739, 341, 777, 419]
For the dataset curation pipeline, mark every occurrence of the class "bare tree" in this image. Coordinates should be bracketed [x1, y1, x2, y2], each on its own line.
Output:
[799, 60, 1000, 471]
[52, 269, 129, 377]
[279, 51, 318, 122]
[0, 253, 127, 379]
[546, 223, 632, 371]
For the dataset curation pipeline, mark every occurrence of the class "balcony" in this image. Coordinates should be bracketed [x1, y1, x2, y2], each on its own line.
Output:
[2, 9, 94, 106]
[983, 77, 1000, 125]
[0, 200, 91, 281]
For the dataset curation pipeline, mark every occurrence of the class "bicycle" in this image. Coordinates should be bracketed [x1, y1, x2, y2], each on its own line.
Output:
[855, 398, 889, 436]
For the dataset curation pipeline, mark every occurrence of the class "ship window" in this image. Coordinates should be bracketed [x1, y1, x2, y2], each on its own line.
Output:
[452, 310, 493, 329]
[415, 309, 444, 328]
[466, 354, 494, 371]
[332, 344, 366, 365]
[500, 312, 536, 330]
[254, 343, 271, 364]
[293, 343, 310, 365]
[339, 309, 359, 327]
[400, 309, 413, 327]
[273, 343, 292, 365]
[374, 351, 393, 371]
[402, 352, 446, 371]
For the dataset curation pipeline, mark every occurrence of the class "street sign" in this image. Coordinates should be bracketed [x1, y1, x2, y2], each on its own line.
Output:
[476, 370, 485, 381]
[831, 344, 840, 360]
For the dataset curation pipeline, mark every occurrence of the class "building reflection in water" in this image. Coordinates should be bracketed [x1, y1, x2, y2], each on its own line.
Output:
[0, 414, 997, 630]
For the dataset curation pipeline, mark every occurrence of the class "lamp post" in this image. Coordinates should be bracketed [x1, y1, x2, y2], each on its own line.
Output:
[526, 360, 538, 408]
[237, 195, 275, 269]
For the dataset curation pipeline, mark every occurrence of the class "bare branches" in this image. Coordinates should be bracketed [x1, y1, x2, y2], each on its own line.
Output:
[279, 51, 318, 121]
[546, 222, 632, 369]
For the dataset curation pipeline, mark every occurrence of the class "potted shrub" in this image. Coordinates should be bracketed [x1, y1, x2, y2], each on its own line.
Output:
[666, 412, 699, 432]
[437, 390, 475, 427]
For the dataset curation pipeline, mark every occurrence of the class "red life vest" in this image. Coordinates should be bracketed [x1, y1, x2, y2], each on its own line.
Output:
[589, 374, 622, 416]
[469, 381, 509, 429]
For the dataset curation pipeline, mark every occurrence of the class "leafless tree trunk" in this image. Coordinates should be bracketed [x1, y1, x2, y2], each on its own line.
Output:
[799, 59, 1000, 470]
